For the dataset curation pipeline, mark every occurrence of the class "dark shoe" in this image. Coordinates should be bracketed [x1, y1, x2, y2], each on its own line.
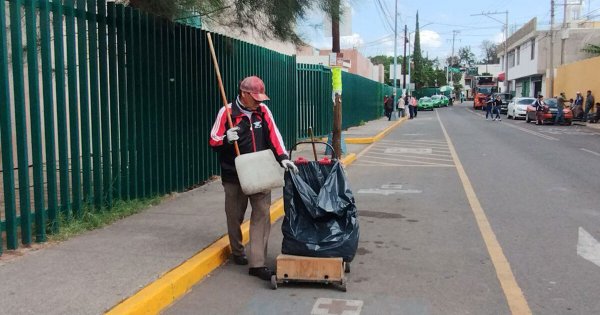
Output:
[232, 255, 248, 265]
[249, 267, 274, 281]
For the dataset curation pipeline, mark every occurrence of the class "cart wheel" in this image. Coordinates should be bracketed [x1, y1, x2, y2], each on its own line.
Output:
[338, 278, 347, 292]
[344, 262, 350, 273]
[270, 275, 278, 290]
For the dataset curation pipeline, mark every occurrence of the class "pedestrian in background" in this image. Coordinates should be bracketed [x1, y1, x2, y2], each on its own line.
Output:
[209, 76, 298, 281]
[485, 95, 494, 120]
[555, 92, 567, 125]
[583, 90, 595, 122]
[397, 94, 406, 118]
[573, 91, 584, 119]
[383, 95, 393, 120]
[533, 94, 546, 125]
[410, 95, 418, 118]
[493, 95, 502, 121]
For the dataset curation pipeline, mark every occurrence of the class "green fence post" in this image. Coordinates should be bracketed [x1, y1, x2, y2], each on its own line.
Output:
[140, 12, 151, 196]
[26, 0, 47, 242]
[156, 16, 166, 195]
[124, 7, 137, 199]
[10, 0, 32, 246]
[182, 26, 190, 189]
[40, 0, 58, 237]
[174, 24, 182, 192]
[53, 0, 70, 225]
[107, 1, 119, 203]
[149, 15, 159, 195]
[0, 0, 18, 251]
[133, 9, 144, 198]
[66, 0, 82, 218]
[98, 0, 112, 207]
[166, 22, 174, 193]
[116, 4, 128, 200]
[77, 0, 92, 204]
[87, 0, 102, 208]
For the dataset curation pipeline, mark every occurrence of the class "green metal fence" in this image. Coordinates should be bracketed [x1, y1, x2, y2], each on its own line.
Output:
[0, 0, 299, 253]
[0, 0, 391, 253]
[296, 64, 332, 139]
[342, 72, 390, 129]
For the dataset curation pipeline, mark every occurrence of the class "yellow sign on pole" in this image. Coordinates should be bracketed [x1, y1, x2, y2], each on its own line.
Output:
[332, 66, 342, 93]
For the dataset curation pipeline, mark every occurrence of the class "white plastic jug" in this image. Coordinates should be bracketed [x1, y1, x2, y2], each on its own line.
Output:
[235, 149, 284, 195]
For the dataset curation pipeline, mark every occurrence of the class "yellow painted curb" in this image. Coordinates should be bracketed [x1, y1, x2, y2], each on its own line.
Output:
[344, 116, 407, 144]
[106, 154, 358, 315]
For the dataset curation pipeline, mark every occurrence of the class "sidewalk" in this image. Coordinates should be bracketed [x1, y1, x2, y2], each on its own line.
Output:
[0, 117, 405, 315]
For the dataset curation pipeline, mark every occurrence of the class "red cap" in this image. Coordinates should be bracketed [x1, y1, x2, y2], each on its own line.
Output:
[240, 76, 270, 101]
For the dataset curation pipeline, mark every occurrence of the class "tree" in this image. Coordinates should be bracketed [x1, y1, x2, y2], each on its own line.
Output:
[369, 55, 405, 85]
[458, 46, 476, 66]
[412, 12, 425, 88]
[582, 43, 600, 56]
[123, 0, 320, 45]
[480, 40, 499, 64]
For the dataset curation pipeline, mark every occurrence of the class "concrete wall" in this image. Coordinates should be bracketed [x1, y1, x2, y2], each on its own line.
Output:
[555, 55, 600, 113]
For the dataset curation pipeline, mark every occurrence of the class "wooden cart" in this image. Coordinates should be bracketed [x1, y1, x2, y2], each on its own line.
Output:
[270, 254, 349, 291]
[271, 135, 351, 291]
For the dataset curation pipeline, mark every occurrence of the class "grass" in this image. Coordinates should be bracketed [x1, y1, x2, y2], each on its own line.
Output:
[48, 196, 163, 242]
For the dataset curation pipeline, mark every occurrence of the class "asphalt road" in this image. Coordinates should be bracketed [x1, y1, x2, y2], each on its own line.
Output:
[164, 102, 600, 315]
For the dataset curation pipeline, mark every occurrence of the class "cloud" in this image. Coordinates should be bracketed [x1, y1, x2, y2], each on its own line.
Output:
[341, 33, 365, 48]
[493, 32, 505, 43]
[419, 30, 442, 49]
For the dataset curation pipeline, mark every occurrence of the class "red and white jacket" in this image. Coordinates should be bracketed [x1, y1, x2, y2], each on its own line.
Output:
[209, 97, 289, 183]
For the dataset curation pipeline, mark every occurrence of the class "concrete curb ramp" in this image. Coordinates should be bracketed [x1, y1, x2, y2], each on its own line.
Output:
[106, 117, 406, 315]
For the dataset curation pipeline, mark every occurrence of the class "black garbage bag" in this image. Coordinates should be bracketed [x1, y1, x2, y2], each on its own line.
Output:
[281, 160, 359, 262]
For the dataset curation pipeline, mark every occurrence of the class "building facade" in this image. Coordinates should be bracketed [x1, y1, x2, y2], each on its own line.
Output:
[498, 16, 600, 98]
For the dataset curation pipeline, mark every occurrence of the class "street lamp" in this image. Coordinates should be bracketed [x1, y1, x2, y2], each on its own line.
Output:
[391, 0, 399, 120]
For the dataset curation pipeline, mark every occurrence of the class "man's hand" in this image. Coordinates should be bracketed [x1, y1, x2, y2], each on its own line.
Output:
[281, 159, 298, 173]
[226, 126, 239, 143]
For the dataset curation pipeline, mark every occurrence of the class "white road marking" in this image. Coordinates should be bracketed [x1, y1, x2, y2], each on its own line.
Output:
[580, 148, 600, 157]
[364, 155, 448, 165]
[381, 184, 403, 189]
[384, 147, 433, 154]
[577, 227, 600, 268]
[353, 164, 454, 168]
[311, 298, 363, 315]
[373, 153, 453, 162]
[357, 188, 422, 195]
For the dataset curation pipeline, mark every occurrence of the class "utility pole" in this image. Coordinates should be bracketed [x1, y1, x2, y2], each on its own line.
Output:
[331, 0, 342, 158]
[390, 0, 399, 120]
[403, 24, 407, 90]
[549, 0, 555, 98]
[470, 11, 509, 93]
[448, 30, 459, 86]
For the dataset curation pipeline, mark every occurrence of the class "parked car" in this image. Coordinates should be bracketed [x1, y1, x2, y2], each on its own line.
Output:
[418, 97, 434, 111]
[507, 97, 535, 120]
[431, 95, 448, 107]
[525, 97, 573, 125]
[440, 95, 450, 107]
[492, 92, 513, 114]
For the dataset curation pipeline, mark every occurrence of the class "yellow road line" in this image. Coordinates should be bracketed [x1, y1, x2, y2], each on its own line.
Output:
[436, 110, 532, 315]
[105, 154, 356, 315]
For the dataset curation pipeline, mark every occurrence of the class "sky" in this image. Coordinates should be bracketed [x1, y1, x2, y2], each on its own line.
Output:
[296, 0, 600, 62]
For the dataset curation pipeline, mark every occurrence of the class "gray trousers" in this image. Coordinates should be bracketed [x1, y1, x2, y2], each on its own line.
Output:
[222, 181, 272, 268]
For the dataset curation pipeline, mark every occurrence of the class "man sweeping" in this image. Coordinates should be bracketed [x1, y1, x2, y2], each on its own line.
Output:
[209, 76, 298, 281]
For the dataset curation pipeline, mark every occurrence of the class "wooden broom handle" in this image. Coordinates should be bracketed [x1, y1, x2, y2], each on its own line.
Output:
[207, 33, 240, 156]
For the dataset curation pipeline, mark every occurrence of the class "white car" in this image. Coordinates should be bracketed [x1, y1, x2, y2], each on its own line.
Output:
[506, 97, 535, 120]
